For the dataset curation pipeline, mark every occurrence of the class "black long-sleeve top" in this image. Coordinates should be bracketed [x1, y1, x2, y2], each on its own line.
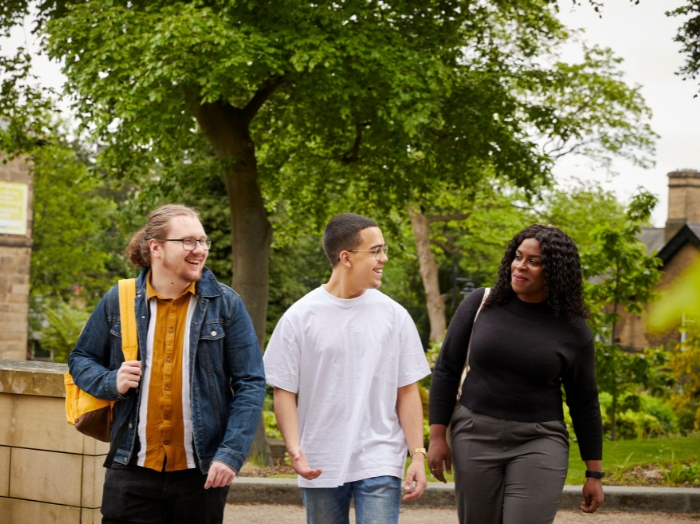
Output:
[429, 288, 603, 461]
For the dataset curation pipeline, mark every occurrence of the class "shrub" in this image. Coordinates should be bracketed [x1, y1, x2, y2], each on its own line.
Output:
[598, 392, 676, 440]
[641, 395, 678, 434]
[675, 400, 700, 434]
[616, 410, 666, 440]
[31, 298, 90, 363]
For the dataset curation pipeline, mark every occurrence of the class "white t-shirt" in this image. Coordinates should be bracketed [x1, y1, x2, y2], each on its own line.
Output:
[263, 286, 430, 488]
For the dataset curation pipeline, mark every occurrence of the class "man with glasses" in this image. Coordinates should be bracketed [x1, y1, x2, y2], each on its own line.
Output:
[264, 213, 430, 523]
[68, 204, 265, 524]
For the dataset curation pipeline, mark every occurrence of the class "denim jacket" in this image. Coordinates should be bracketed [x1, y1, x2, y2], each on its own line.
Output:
[68, 267, 266, 473]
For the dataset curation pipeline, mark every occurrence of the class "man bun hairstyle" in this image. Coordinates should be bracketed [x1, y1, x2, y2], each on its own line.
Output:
[126, 204, 201, 268]
[486, 224, 589, 323]
[323, 213, 378, 266]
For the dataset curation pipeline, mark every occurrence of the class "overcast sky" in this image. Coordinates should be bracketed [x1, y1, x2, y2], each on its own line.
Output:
[556, 0, 700, 227]
[2, 1, 699, 227]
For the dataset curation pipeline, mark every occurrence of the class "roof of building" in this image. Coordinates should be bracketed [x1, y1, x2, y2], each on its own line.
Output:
[640, 223, 700, 265]
[656, 223, 700, 264]
[639, 227, 666, 256]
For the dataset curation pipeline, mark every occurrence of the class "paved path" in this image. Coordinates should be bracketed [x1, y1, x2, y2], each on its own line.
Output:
[225, 504, 700, 523]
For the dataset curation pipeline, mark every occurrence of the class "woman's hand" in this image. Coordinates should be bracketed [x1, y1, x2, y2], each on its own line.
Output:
[427, 425, 452, 483]
[580, 478, 604, 513]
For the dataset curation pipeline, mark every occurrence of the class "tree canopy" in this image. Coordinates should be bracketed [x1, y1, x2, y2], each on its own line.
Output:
[1, 0, 658, 460]
[668, 0, 700, 96]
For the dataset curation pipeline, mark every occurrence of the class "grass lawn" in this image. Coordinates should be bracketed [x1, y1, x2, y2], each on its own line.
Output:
[422, 436, 700, 484]
[567, 436, 700, 484]
[250, 436, 700, 485]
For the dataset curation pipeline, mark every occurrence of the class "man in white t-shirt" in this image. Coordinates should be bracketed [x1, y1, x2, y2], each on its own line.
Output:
[264, 213, 431, 523]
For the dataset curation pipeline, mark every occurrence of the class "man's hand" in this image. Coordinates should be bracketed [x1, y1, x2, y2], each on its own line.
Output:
[288, 445, 322, 480]
[403, 456, 428, 501]
[580, 478, 604, 513]
[205, 461, 236, 489]
[273, 389, 321, 480]
[427, 436, 452, 484]
[116, 361, 141, 394]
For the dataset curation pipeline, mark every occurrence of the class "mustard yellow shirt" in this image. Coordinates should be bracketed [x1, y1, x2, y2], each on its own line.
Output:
[142, 276, 196, 471]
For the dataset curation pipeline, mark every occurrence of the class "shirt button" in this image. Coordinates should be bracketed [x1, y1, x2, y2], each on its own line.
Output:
[211, 330, 217, 337]
[168, 327, 174, 333]
[164, 386, 170, 391]
[166, 357, 171, 362]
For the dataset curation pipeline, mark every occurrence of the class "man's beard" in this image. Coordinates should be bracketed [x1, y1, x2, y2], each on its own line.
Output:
[162, 256, 204, 284]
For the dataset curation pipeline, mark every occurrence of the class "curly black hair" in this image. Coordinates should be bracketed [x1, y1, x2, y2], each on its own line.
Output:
[484, 224, 589, 322]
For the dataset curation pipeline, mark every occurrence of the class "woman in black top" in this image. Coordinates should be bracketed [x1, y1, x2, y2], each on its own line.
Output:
[428, 225, 604, 524]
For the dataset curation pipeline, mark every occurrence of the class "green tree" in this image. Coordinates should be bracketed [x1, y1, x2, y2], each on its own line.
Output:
[27, 138, 134, 361]
[535, 179, 627, 252]
[5, 1, 566, 462]
[407, 178, 632, 343]
[30, 141, 129, 302]
[668, 1, 700, 96]
[581, 189, 663, 440]
[0, 48, 53, 155]
[37, 0, 553, 349]
[407, 182, 529, 341]
[1, 0, 655, 460]
[402, 40, 655, 342]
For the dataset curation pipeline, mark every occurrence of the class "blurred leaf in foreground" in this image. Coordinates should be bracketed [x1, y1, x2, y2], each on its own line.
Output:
[649, 258, 700, 333]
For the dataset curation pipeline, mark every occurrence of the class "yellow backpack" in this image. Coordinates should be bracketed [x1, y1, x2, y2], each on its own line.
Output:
[64, 278, 139, 442]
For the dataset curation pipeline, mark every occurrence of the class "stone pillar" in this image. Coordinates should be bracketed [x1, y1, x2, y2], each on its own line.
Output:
[0, 360, 108, 523]
[0, 154, 33, 360]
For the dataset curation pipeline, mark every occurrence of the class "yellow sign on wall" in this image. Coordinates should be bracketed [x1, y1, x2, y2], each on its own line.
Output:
[0, 181, 29, 235]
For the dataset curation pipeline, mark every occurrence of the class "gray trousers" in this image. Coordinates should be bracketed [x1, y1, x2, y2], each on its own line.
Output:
[451, 406, 569, 524]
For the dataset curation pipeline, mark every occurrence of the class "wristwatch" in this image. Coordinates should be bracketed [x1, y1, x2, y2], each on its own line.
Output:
[585, 470, 605, 479]
[410, 447, 427, 459]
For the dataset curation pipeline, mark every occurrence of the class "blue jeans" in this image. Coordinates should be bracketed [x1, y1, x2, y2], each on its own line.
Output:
[302, 475, 402, 524]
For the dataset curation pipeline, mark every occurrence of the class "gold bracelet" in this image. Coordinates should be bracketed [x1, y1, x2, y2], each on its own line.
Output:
[410, 447, 427, 459]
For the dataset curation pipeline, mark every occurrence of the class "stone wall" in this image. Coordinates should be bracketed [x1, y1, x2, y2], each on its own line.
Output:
[0, 360, 108, 523]
[0, 155, 33, 360]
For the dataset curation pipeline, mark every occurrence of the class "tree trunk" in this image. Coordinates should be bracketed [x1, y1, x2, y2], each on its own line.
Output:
[408, 207, 446, 342]
[193, 100, 273, 465]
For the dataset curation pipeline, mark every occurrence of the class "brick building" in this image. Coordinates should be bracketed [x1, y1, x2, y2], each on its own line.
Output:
[616, 169, 700, 351]
[0, 152, 33, 361]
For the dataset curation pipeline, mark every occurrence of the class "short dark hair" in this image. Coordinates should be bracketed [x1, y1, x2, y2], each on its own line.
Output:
[485, 224, 590, 322]
[323, 214, 378, 266]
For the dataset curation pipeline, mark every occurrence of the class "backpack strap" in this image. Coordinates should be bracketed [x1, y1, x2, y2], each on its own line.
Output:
[118, 278, 138, 361]
[104, 278, 139, 468]
[456, 287, 490, 401]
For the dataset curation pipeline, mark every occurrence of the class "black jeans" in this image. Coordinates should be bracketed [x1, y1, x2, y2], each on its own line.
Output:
[101, 464, 229, 524]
